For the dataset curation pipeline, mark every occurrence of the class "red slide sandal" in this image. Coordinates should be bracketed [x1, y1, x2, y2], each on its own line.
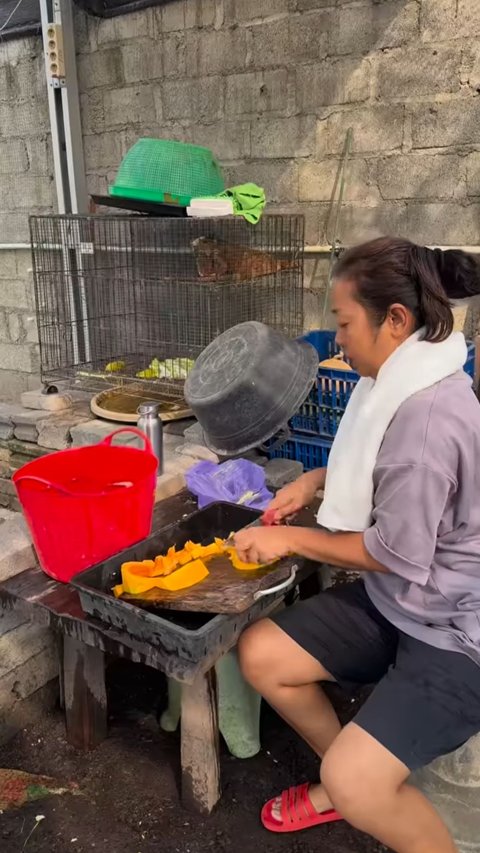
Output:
[261, 783, 343, 834]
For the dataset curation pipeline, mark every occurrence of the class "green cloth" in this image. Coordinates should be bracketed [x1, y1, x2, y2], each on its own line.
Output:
[217, 182, 266, 224]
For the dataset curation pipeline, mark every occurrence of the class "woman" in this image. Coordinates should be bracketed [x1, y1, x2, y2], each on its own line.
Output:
[234, 237, 480, 853]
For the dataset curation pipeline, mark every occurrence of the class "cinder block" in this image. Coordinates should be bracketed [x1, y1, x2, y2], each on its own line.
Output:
[333, 202, 408, 245]
[0, 174, 54, 210]
[0, 608, 27, 637]
[0, 278, 30, 310]
[297, 58, 371, 110]
[177, 443, 219, 463]
[377, 154, 465, 201]
[412, 734, 480, 851]
[83, 131, 127, 172]
[406, 202, 480, 246]
[104, 85, 155, 130]
[25, 136, 53, 177]
[198, 27, 247, 75]
[466, 153, 480, 197]
[7, 313, 22, 344]
[224, 0, 290, 23]
[77, 47, 124, 90]
[97, 10, 150, 46]
[37, 410, 91, 450]
[0, 621, 55, 678]
[0, 212, 29, 244]
[0, 343, 34, 374]
[162, 76, 223, 121]
[0, 252, 17, 279]
[299, 158, 379, 204]
[0, 645, 58, 707]
[225, 69, 289, 117]
[457, 0, 480, 39]
[420, 0, 457, 43]
[411, 100, 480, 149]
[161, 32, 188, 79]
[0, 99, 49, 138]
[297, 0, 334, 8]
[122, 41, 162, 84]
[223, 160, 298, 204]
[80, 90, 105, 135]
[192, 121, 251, 161]
[251, 116, 316, 160]
[249, 13, 330, 69]
[334, 1, 419, 56]
[21, 390, 73, 413]
[160, 0, 187, 32]
[324, 106, 405, 155]
[0, 515, 37, 583]
[0, 139, 28, 176]
[70, 419, 141, 447]
[375, 47, 460, 100]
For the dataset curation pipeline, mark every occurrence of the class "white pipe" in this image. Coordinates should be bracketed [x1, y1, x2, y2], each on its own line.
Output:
[0, 244, 31, 250]
[305, 245, 480, 255]
[1, 242, 480, 254]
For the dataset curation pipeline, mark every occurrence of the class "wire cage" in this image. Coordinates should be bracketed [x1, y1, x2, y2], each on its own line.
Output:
[29, 214, 305, 400]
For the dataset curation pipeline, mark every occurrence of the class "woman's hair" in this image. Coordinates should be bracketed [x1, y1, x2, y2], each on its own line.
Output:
[333, 236, 480, 342]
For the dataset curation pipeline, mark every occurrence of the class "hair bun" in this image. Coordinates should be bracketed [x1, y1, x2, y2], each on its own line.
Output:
[428, 247, 480, 301]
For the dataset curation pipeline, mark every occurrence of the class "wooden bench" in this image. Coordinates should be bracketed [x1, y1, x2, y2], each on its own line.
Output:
[0, 492, 319, 814]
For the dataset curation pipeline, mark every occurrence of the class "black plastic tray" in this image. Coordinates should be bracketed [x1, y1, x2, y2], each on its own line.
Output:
[72, 503, 288, 668]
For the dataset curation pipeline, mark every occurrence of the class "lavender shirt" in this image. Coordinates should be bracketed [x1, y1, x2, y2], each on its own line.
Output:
[363, 371, 480, 666]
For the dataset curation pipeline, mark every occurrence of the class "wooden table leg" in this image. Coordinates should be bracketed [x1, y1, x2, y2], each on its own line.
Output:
[63, 635, 107, 751]
[57, 635, 65, 710]
[180, 668, 220, 814]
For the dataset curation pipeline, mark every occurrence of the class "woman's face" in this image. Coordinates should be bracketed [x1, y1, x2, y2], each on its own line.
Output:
[332, 278, 415, 378]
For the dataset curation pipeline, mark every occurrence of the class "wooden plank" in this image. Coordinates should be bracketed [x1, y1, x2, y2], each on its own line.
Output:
[181, 668, 220, 814]
[120, 553, 298, 614]
[63, 635, 107, 751]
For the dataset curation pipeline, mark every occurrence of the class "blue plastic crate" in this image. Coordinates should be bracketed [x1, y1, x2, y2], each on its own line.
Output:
[266, 434, 332, 471]
[292, 331, 476, 439]
[465, 341, 475, 379]
[291, 330, 358, 438]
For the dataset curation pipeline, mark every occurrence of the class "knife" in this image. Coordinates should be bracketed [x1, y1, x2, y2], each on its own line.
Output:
[224, 508, 283, 547]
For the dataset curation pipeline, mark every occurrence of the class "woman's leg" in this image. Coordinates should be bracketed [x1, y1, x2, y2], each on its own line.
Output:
[239, 618, 341, 814]
[239, 583, 398, 815]
[321, 722, 457, 853]
[239, 618, 341, 756]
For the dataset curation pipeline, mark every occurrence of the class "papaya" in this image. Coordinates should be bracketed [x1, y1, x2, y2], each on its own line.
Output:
[155, 559, 209, 591]
[121, 558, 209, 595]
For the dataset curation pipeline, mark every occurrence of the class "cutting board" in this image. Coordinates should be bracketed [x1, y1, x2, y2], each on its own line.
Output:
[119, 553, 299, 614]
[74, 502, 316, 616]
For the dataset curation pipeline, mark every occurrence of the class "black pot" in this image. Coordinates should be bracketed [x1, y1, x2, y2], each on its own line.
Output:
[184, 322, 319, 455]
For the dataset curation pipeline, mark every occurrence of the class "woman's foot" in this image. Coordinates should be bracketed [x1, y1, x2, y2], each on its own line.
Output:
[270, 782, 333, 821]
[262, 782, 342, 833]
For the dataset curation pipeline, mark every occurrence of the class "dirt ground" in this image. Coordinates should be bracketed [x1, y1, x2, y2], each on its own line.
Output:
[0, 660, 386, 853]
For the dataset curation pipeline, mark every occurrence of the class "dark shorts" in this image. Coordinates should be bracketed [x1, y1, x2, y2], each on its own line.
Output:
[273, 579, 480, 770]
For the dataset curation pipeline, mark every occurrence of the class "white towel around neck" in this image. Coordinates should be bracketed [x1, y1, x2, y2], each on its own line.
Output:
[317, 330, 468, 532]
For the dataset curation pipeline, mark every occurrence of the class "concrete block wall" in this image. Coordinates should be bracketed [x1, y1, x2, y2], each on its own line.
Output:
[0, 509, 58, 743]
[1, 0, 480, 394]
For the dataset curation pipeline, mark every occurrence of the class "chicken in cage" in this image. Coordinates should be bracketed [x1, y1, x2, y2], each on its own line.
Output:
[29, 213, 305, 416]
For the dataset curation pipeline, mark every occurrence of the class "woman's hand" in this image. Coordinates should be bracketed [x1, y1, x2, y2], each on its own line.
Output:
[266, 469, 327, 522]
[233, 526, 294, 565]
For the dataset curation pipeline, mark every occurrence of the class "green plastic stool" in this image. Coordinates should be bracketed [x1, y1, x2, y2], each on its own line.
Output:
[160, 648, 262, 759]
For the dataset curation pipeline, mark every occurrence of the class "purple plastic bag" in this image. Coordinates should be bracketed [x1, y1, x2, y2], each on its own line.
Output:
[185, 459, 273, 510]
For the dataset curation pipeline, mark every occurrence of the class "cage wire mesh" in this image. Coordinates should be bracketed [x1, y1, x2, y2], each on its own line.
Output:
[29, 214, 305, 401]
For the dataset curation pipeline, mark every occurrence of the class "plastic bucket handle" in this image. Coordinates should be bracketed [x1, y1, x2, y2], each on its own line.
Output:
[100, 426, 153, 453]
[14, 427, 154, 499]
